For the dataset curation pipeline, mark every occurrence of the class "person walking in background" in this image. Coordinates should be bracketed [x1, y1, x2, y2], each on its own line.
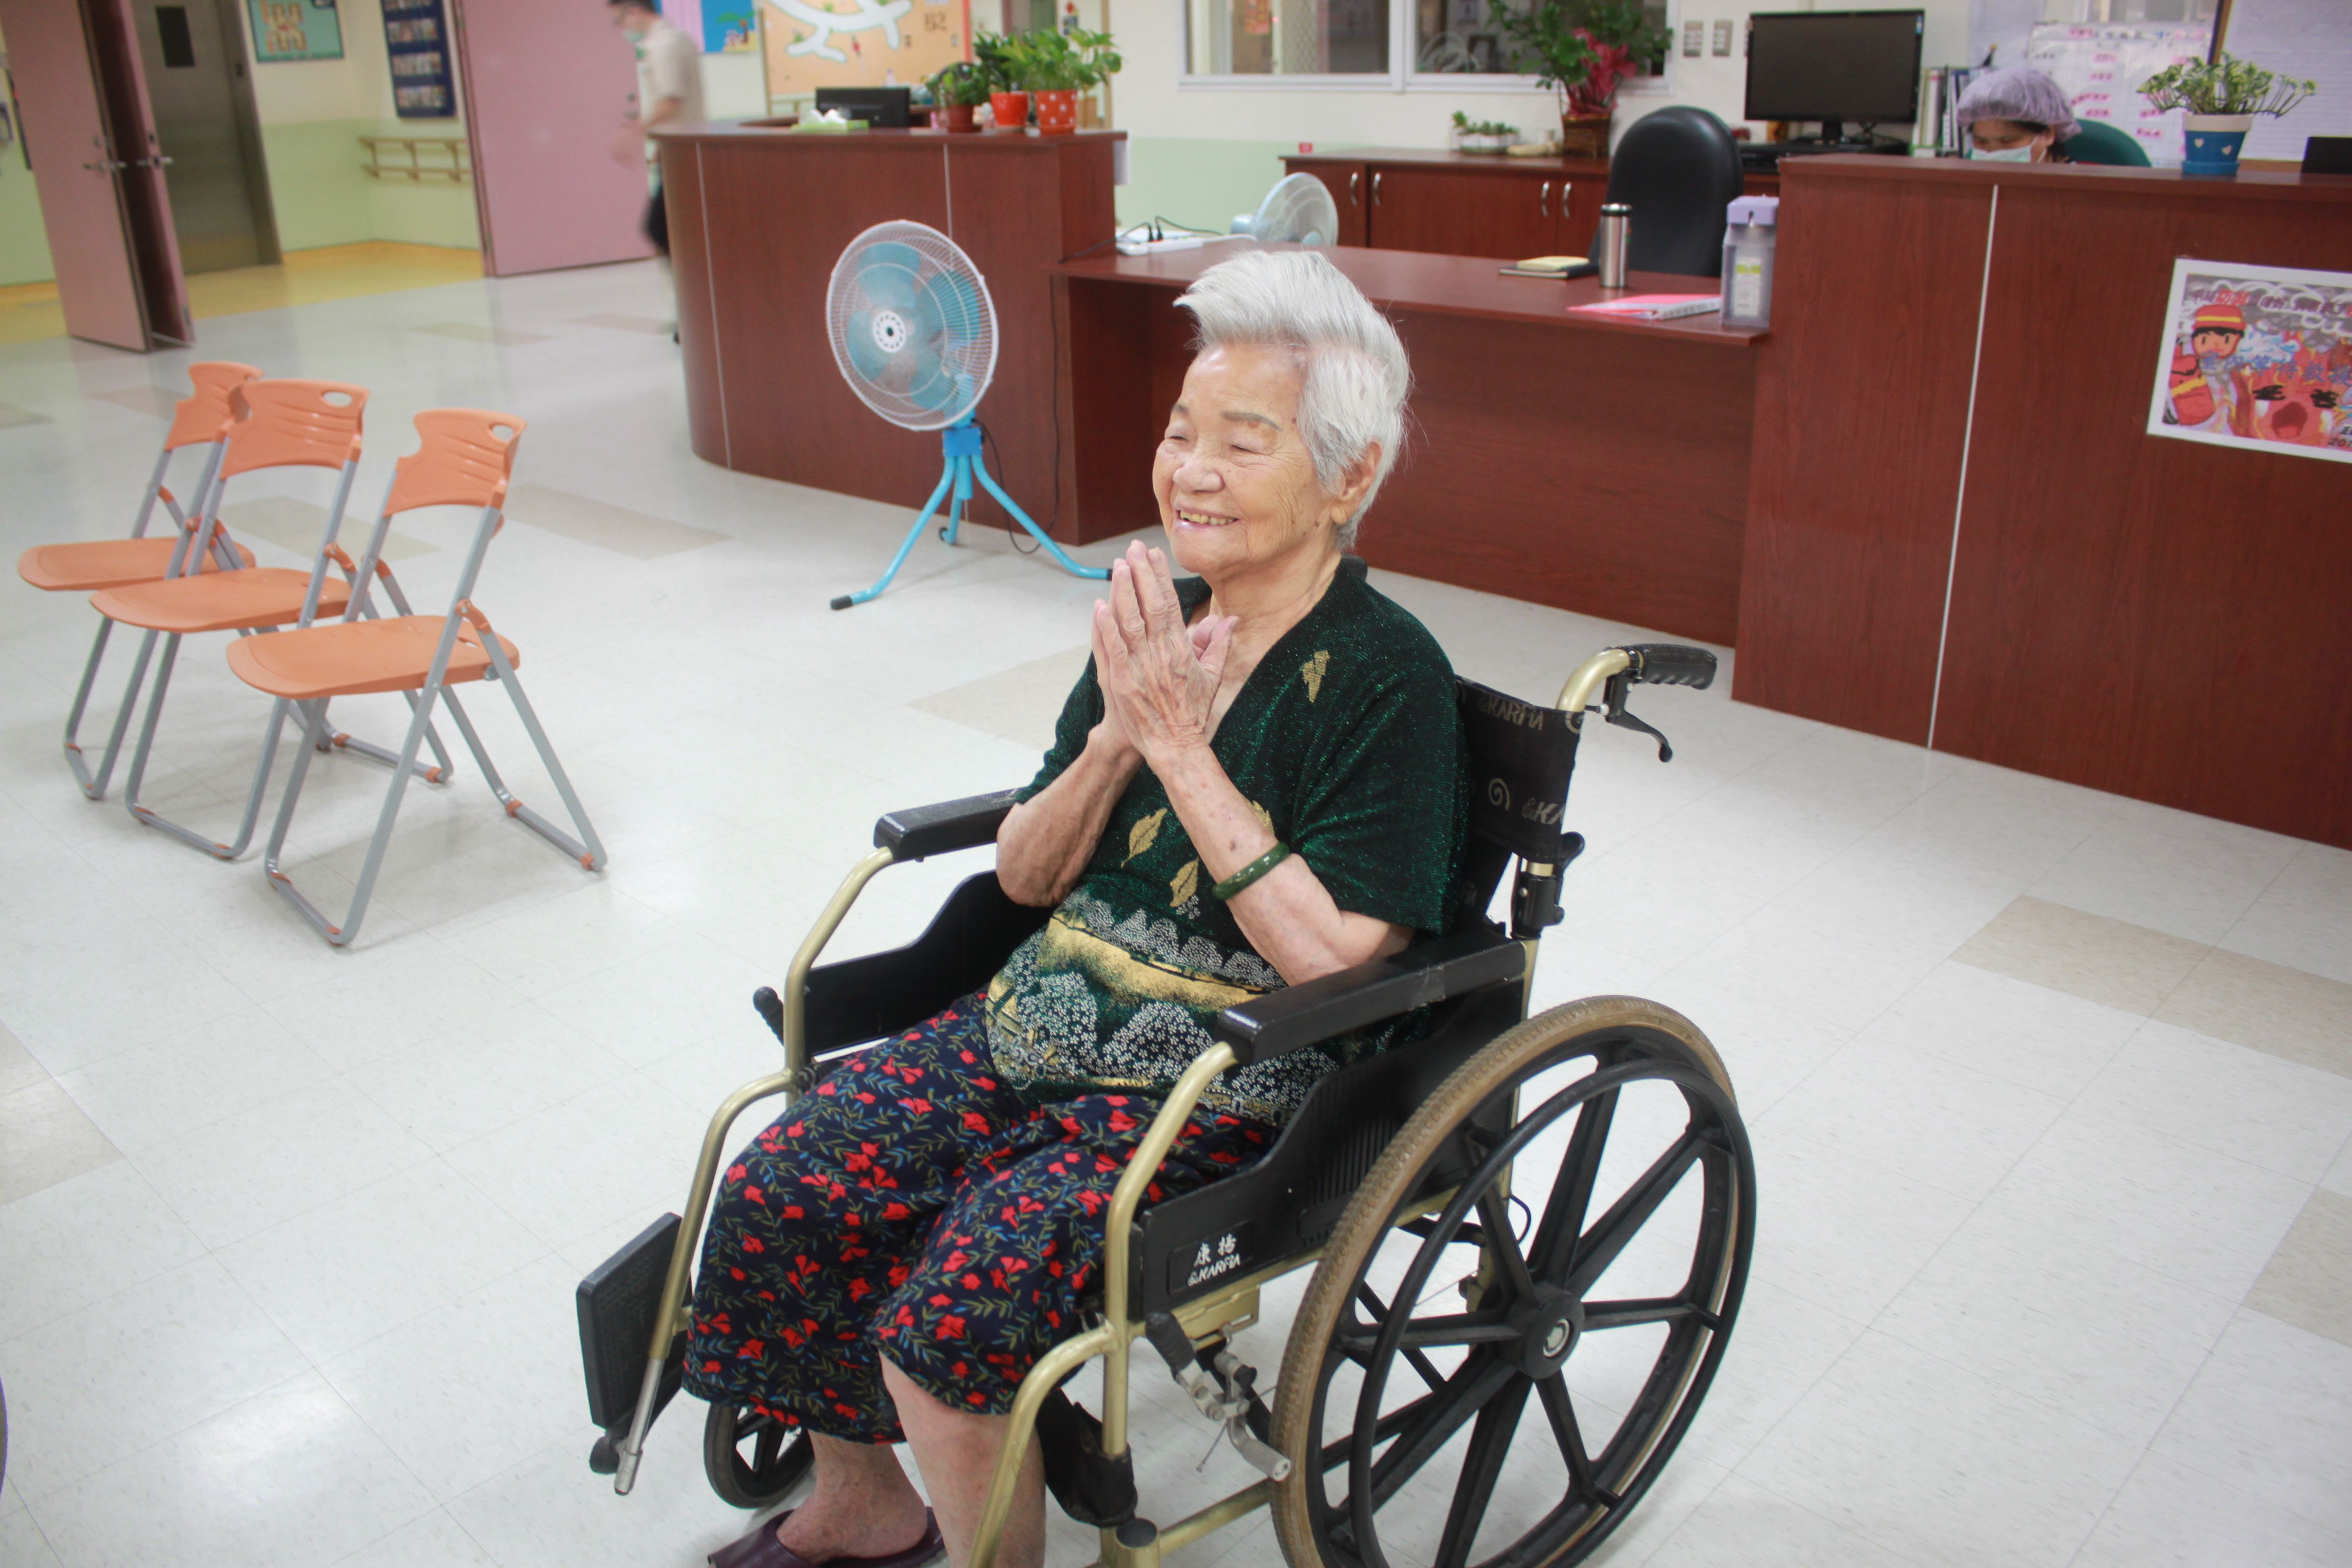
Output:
[609, 0, 704, 259]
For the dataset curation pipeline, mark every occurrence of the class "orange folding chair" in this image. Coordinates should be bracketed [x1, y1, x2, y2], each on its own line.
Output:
[88, 379, 451, 860]
[16, 361, 262, 798]
[233, 410, 605, 947]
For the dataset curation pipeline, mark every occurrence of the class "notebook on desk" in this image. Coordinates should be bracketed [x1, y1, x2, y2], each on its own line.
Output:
[1500, 255, 1589, 278]
[1570, 293, 1722, 321]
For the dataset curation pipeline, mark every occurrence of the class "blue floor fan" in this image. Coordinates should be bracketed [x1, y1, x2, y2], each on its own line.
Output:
[824, 221, 1108, 608]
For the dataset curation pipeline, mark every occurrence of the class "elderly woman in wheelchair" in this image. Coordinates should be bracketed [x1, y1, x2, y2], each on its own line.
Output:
[580, 250, 1756, 1568]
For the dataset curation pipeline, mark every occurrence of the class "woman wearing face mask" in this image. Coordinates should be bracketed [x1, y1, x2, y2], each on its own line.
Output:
[1955, 67, 2080, 163]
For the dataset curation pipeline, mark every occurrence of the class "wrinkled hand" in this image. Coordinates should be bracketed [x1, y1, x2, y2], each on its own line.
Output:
[1093, 541, 1236, 766]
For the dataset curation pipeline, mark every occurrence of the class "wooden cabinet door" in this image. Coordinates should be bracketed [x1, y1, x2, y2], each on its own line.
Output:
[1287, 161, 1368, 246]
[1368, 166, 1557, 258]
[1555, 173, 1607, 257]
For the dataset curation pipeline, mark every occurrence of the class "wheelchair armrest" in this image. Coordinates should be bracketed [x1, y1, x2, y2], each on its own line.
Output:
[874, 789, 1023, 861]
[1212, 927, 1526, 1067]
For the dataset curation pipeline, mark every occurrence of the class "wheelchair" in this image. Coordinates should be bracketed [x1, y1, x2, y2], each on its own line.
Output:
[578, 643, 1756, 1568]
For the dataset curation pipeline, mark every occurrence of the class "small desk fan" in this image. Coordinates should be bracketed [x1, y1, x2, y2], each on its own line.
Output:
[1231, 173, 1342, 247]
[824, 221, 1107, 609]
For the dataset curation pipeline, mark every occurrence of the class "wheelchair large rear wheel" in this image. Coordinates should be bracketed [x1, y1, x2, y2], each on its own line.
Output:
[703, 1401, 814, 1511]
[1271, 996, 1754, 1568]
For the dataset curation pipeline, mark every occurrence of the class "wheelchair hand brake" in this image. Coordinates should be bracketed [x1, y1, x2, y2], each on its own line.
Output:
[1144, 1312, 1292, 1482]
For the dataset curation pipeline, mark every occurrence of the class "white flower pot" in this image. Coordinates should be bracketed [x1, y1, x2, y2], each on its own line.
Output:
[2181, 112, 2255, 174]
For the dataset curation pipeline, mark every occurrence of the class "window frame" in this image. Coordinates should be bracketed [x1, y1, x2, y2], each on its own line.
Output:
[1175, 0, 1679, 96]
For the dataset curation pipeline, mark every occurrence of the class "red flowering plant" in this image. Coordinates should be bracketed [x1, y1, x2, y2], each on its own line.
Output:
[1490, 0, 1670, 119]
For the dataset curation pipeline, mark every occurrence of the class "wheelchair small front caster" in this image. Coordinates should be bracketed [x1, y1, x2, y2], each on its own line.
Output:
[703, 1401, 815, 1510]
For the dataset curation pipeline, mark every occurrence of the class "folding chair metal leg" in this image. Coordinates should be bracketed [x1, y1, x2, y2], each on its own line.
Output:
[122, 631, 294, 860]
[261, 700, 347, 941]
[326, 689, 459, 784]
[470, 636, 606, 869]
[63, 619, 153, 801]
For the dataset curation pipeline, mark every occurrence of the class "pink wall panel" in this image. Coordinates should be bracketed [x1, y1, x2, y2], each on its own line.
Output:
[453, 0, 660, 277]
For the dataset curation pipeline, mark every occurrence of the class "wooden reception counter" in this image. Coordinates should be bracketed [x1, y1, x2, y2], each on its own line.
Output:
[1739, 158, 2352, 848]
[654, 124, 1121, 533]
[1054, 247, 1766, 645]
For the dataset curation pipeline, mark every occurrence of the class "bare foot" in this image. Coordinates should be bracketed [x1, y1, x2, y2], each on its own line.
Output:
[769, 1435, 931, 1564]
[771, 1500, 929, 1563]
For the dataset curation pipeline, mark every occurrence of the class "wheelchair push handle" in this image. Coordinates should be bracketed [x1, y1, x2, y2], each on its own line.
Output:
[1619, 643, 1717, 690]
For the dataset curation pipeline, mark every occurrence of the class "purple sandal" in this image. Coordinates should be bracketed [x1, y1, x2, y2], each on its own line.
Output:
[709, 1510, 945, 1568]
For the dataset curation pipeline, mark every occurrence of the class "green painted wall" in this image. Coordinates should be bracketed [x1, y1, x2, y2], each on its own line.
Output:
[261, 118, 479, 252]
[0, 163, 54, 287]
[1116, 137, 1292, 238]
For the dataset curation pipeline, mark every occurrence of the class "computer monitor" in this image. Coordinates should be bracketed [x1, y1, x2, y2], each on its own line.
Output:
[814, 86, 912, 129]
[1745, 10, 1924, 143]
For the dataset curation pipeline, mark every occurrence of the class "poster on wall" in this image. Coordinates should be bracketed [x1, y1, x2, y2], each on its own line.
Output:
[246, 0, 344, 62]
[762, 0, 967, 95]
[662, 0, 762, 54]
[2026, 22, 2208, 166]
[2149, 260, 2352, 465]
[382, 0, 455, 117]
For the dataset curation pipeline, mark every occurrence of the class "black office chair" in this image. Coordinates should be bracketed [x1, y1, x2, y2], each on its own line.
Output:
[1600, 106, 1744, 278]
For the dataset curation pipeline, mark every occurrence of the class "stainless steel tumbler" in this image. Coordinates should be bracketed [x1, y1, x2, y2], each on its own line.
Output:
[1597, 203, 1631, 288]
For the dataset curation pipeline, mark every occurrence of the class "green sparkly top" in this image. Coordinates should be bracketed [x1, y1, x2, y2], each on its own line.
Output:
[985, 557, 1466, 1124]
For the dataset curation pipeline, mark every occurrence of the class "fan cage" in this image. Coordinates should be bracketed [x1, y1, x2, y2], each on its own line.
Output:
[1252, 173, 1341, 247]
[825, 220, 1000, 433]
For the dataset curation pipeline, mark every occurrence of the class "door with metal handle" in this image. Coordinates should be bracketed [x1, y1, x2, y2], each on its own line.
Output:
[1539, 180, 1551, 218]
[1348, 170, 1359, 206]
[1372, 171, 1383, 205]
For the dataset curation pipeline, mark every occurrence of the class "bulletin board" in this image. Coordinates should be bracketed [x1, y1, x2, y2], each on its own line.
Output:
[2026, 22, 2210, 166]
[246, 0, 344, 62]
[762, 0, 967, 96]
[382, 0, 456, 118]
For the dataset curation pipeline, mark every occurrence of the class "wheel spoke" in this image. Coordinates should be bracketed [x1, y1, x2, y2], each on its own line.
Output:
[1537, 1373, 1621, 1509]
[1475, 1186, 1540, 1304]
[1565, 1128, 1704, 1297]
[1335, 1311, 1518, 1357]
[1529, 1089, 1617, 1278]
[1354, 1282, 1449, 1387]
[1581, 1297, 1702, 1331]
[1364, 1354, 1520, 1510]
[1435, 1378, 1533, 1568]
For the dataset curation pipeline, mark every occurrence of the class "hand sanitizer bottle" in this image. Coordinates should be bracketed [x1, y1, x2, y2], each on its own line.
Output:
[1720, 195, 1779, 330]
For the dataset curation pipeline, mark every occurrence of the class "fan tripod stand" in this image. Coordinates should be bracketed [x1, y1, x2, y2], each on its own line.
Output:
[830, 420, 1109, 609]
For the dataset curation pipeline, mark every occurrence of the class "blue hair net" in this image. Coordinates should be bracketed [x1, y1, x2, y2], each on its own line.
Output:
[1955, 67, 2081, 141]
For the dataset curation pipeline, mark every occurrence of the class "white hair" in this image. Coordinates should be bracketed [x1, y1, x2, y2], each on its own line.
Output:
[1174, 249, 1411, 550]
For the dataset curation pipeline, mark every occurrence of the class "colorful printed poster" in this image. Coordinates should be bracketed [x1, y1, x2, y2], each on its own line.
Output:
[246, 0, 343, 63]
[2149, 260, 2352, 465]
[662, 0, 761, 54]
[762, 0, 965, 95]
[382, 0, 454, 117]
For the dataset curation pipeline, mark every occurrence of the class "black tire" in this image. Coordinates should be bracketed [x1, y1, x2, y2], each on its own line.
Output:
[702, 1401, 815, 1511]
[1271, 996, 1755, 1568]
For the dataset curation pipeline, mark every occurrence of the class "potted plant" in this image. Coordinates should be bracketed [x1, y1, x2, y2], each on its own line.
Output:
[928, 60, 992, 133]
[1069, 26, 1122, 130]
[1490, 0, 1670, 158]
[2141, 52, 2316, 176]
[977, 30, 1030, 131]
[1451, 110, 1520, 153]
[1016, 28, 1088, 136]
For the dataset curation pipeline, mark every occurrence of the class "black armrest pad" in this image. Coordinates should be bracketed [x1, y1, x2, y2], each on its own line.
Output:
[875, 789, 1023, 861]
[1213, 928, 1525, 1066]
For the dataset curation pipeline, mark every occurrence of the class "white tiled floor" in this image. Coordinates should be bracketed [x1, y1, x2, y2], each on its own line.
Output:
[3, 261, 2350, 1568]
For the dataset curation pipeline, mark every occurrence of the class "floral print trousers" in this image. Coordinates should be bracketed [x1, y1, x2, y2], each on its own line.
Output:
[683, 995, 1275, 1442]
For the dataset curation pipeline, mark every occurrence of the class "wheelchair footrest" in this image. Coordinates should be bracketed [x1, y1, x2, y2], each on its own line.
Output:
[578, 1212, 688, 1439]
[1037, 1388, 1136, 1528]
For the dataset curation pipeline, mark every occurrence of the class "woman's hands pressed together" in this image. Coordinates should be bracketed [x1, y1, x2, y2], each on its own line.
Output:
[1092, 542, 1238, 768]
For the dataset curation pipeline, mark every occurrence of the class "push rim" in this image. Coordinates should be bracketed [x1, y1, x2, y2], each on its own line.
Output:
[1272, 998, 1755, 1568]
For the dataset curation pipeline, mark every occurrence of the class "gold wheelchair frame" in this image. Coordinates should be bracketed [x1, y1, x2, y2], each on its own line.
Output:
[586, 646, 1755, 1568]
